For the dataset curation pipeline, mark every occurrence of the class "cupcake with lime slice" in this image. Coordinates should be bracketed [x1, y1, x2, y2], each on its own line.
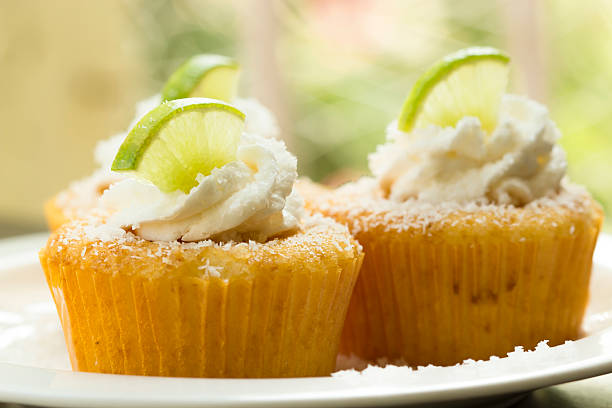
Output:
[306, 47, 603, 366]
[39, 98, 363, 378]
[45, 54, 279, 231]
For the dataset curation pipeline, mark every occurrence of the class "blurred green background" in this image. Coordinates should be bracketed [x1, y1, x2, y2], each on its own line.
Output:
[0, 0, 611, 237]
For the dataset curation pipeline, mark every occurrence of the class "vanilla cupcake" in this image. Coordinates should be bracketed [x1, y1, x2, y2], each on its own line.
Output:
[39, 98, 363, 377]
[306, 48, 603, 366]
[45, 54, 280, 231]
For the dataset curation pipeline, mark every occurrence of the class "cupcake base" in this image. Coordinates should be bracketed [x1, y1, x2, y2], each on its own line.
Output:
[307, 179, 603, 366]
[39, 214, 363, 377]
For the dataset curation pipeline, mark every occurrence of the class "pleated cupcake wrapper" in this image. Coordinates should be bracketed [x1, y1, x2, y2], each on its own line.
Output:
[340, 227, 600, 367]
[41, 256, 361, 378]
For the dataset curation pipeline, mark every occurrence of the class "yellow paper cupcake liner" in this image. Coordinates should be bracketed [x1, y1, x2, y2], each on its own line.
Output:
[340, 226, 599, 366]
[40, 216, 363, 377]
[306, 181, 603, 366]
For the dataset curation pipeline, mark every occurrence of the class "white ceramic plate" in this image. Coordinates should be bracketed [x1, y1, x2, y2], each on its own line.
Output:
[1, 233, 612, 408]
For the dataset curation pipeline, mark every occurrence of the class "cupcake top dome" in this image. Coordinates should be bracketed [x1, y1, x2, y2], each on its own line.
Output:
[370, 47, 567, 206]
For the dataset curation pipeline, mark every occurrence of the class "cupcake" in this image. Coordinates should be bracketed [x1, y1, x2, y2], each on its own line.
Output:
[39, 97, 363, 377]
[305, 48, 603, 366]
[45, 54, 280, 231]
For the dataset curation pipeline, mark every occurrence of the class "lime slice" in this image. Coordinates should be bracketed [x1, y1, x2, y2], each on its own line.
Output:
[398, 47, 510, 133]
[161, 54, 240, 102]
[112, 98, 245, 193]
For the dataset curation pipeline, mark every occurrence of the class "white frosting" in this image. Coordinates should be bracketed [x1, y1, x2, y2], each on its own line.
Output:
[56, 169, 123, 216]
[58, 94, 164, 216]
[234, 97, 280, 139]
[94, 133, 126, 169]
[101, 133, 304, 242]
[369, 95, 567, 206]
[93, 95, 161, 170]
[84, 94, 279, 213]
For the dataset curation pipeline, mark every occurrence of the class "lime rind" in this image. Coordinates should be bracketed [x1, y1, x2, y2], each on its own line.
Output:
[112, 98, 246, 193]
[398, 47, 510, 133]
[161, 54, 240, 102]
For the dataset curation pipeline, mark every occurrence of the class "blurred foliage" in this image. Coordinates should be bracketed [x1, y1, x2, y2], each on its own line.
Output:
[129, 0, 612, 228]
[123, 0, 238, 90]
[543, 1, 612, 221]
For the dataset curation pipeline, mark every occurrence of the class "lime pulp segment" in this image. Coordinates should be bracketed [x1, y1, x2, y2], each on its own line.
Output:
[161, 54, 240, 102]
[112, 98, 245, 193]
[398, 47, 510, 133]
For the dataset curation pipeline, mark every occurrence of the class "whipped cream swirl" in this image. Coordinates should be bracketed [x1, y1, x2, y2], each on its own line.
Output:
[101, 132, 304, 242]
[369, 95, 567, 206]
[89, 96, 283, 235]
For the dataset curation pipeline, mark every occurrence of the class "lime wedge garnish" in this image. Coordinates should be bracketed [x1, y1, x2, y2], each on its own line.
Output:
[111, 98, 245, 193]
[161, 54, 240, 102]
[398, 47, 510, 133]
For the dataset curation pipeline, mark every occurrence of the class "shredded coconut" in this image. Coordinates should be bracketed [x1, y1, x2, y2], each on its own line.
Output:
[46, 211, 359, 275]
[197, 259, 223, 278]
[332, 340, 596, 383]
[308, 177, 594, 236]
